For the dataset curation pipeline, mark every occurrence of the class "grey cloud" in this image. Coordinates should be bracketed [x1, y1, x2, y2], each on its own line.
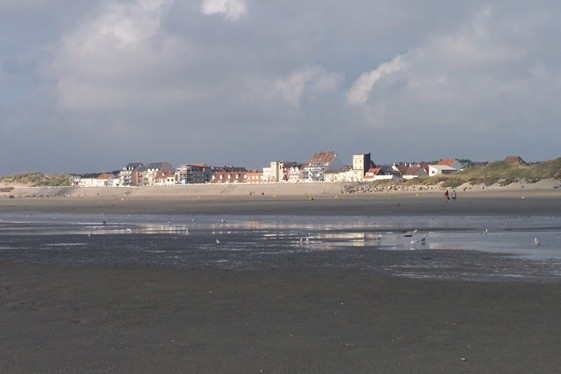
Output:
[2, 1, 561, 175]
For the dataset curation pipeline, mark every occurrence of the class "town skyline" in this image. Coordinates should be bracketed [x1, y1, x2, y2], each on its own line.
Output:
[0, 149, 551, 178]
[63, 152, 534, 188]
[3, 1, 561, 176]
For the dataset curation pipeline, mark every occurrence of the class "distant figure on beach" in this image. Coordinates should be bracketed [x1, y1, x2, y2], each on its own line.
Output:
[452, 190, 457, 200]
[444, 190, 449, 200]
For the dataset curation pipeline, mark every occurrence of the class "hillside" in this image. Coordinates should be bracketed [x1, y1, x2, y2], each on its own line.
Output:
[0, 172, 72, 187]
[403, 157, 561, 188]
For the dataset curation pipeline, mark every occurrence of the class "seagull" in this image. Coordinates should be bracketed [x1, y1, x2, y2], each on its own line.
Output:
[185, 228, 190, 235]
[221, 219, 226, 223]
[299, 237, 304, 246]
[483, 228, 488, 235]
[216, 239, 220, 244]
[87, 232, 92, 238]
[534, 237, 542, 246]
[404, 229, 418, 238]
[125, 228, 132, 232]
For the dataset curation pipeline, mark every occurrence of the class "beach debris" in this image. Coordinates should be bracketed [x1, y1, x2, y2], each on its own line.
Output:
[125, 228, 132, 232]
[534, 237, 542, 246]
[460, 357, 468, 362]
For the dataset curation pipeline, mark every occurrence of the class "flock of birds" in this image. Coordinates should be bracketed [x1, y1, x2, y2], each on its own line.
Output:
[84, 217, 545, 249]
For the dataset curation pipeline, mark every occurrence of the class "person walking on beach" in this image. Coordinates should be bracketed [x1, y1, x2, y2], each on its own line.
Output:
[444, 189, 449, 200]
[452, 190, 457, 200]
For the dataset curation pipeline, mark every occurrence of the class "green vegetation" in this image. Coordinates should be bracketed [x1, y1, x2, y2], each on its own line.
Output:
[0, 172, 72, 187]
[370, 157, 561, 188]
[456, 158, 561, 184]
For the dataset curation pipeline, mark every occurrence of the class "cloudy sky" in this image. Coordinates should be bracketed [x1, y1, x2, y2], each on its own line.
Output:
[1, 0, 560, 174]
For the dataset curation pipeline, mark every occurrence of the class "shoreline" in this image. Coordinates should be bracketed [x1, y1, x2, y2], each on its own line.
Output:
[1, 187, 560, 216]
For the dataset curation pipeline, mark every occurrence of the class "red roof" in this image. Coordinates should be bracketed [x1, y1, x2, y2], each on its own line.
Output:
[308, 150, 336, 164]
[405, 166, 423, 175]
[394, 164, 409, 173]
[366, 167, 382, 175]
[97, 173, 113, 179]
[438, 159, 458, 167]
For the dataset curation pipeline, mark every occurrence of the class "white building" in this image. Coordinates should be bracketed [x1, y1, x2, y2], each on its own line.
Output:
[352, 153, 372, 182]
[428, 165, 457, 176]
[303, 151, 344, 182]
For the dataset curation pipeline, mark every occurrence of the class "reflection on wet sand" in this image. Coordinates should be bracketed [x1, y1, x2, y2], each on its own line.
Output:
[1, 212, 561, 281]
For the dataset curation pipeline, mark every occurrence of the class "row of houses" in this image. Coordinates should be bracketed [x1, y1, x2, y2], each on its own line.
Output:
[74, 151, 478, 187]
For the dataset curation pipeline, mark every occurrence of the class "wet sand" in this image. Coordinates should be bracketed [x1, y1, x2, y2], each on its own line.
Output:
[3, 264, 561, 373]
[2, 190, 561, 372]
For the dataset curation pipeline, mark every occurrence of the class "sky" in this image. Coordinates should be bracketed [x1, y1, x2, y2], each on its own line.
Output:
[1, 0, 561, 174]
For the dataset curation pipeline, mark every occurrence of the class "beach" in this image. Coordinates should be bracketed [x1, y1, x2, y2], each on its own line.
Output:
[1, 181, 561, 216]
[2, 185, 561, 372]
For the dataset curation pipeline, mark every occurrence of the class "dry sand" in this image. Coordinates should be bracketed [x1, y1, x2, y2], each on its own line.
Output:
[1, 182, 561, 216]
[2, 185, 561, 372]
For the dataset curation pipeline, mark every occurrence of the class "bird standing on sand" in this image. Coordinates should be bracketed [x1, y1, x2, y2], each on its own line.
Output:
[410, 235, 426, 249]
[216, 239, 220, 244]
[535, 237, 542, 246]
[483, 228, 488, 235]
